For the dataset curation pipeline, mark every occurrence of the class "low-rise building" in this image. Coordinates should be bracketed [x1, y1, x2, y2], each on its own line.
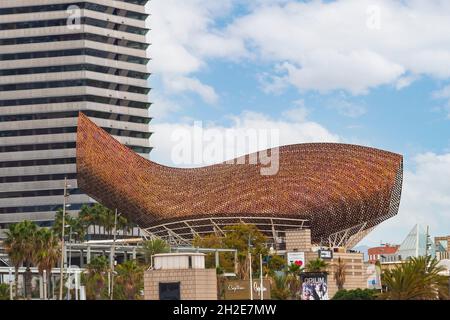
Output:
[144, 253, 218, 300]
[284, 229, 366, 298]
[435, 236, 450, 260]
[368, 245, 399, 264]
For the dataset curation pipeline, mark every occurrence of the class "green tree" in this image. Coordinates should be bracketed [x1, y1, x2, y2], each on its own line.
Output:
[381, 256, 448, 300]
[305, 258, 329, 273]
[78, 204, 132, 237]
[223, 224, 268, 279]
[33, 228, 61, 297]
[0, 283, 9, 300]
[82, 256, 109, 300]
[140, 239, 170, 266]
[4, 221, 37, 299]
[271, 274, 290, 300]
[193, 234, 234, 272]
[53, 208, 86, 242]
[267, 255, 285, 275]
[332, 289, 378, 300]
[113, 260, 144, 300]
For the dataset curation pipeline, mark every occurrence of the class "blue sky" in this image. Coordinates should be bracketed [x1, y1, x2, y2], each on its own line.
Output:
[146, 0, 450, 247]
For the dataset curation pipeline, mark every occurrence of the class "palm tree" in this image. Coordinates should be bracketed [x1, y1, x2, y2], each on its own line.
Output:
[53, 208, 87, 242]
[381, 256, 448, 300]
[141, 239, 170, 266]
[78, 204, 96, 235]
[4, 221, 37, 299]
[33, 228, 61, 298]
[79, 204, 130, 238]
[305, 258, 329, 273]
[83, 256, 109, 300]
[286, 263, 302, 299]
[4, 223, 25, 298]
[114, 261, 144, 300]
[271, 274, 290, 300]
[333, 257, 347, 290]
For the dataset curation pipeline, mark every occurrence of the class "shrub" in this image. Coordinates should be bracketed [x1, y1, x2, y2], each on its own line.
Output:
[0, 283, 10, 300]
[332, 288, 378, 300]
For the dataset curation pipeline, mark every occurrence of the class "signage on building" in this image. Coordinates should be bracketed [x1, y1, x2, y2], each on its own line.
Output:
[287, 252, 306, 268]
[222, 280, 271, 300]
[319, 249, 333, 260]
[366, 264, 382, 290]
[300, 272, 329, 300]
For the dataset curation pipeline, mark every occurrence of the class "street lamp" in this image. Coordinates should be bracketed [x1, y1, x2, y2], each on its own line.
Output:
[67, 227, 78, 268]
[59, 177, 71, 300]
[248, 235, 254, 301]
[65, 226, 78, 301]
[110, 209, 120, 300]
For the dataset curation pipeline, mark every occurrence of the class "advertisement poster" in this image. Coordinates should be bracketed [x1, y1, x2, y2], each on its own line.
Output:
[300, 273, 329, 300]
[287, 252, 306, 268]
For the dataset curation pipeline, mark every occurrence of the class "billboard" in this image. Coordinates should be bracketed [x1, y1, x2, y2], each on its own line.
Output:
[287, 252, 306, 268]
[222, 280, 271, 300]
[300, 273, 329, 300]
[319, 249, 333, 260]
[366, 264, 382, 290]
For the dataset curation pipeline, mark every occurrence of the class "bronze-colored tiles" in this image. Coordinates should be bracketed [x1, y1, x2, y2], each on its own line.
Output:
[76, 113, 403, 243]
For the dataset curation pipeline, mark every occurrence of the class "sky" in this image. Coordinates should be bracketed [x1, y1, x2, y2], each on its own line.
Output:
[145, 0, 450, 247]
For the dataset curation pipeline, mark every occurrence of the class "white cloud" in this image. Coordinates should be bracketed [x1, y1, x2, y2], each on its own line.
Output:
[433, 85, 450, 99]
[362, 152, 450, 246]
[149, 0, 246, 103]
[326, 96, 367, 118]
[281, 100, 309, 122]
[396, 75, 419, 90]
[149, 93, 181, 120]
[162, 76, 219, 105]
[227, 0, 450, 94]
[431, 85, 450, 119]
[150, 0, 450, 105]
[150, 108, 339, 166]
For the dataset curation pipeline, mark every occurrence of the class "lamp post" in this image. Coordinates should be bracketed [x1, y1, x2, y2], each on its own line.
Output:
[260, 254, 264, 301]
[248, 236, 254, 301]
[110, 209, 119, 300]
[59, 177, 70, 300]
[9, 267, 13, 300]
[66, 227, 78, 300]
[425, 225, 430, 258]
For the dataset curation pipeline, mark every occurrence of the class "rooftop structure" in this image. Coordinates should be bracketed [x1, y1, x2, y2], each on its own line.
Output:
[397, 224, 435, 260]
[368, 244, 399, 264]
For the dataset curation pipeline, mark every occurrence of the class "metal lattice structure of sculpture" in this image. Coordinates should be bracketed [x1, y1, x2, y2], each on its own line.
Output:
[76, 113, 403, 247]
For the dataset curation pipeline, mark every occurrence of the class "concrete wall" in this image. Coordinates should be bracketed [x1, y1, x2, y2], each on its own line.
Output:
[285, 229, 312, 252]
[144, 269, 218, 301]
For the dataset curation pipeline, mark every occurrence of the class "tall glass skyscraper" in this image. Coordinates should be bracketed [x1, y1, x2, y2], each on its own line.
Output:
[0, 0, 151, 235]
